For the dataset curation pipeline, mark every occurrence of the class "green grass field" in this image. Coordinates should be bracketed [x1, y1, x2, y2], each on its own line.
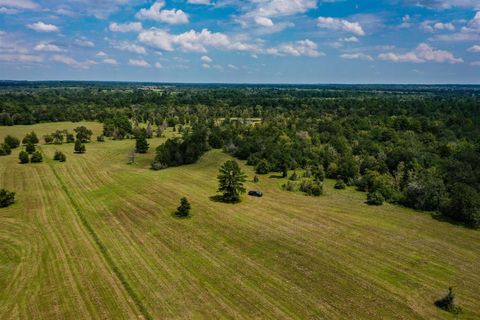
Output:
[1, 122, 479, 319]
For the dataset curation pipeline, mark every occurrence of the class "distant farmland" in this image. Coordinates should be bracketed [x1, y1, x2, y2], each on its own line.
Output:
[1, 122, 479, 319]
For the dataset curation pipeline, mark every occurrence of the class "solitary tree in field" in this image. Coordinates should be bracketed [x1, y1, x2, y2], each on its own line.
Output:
[175, 197, 191, 217]
[217, 160, 247, 202]
[435, 287, 461, 314]
[0, 189, 15, 208]
[74, 140, 86, 153]
[19, 151, 29, 164]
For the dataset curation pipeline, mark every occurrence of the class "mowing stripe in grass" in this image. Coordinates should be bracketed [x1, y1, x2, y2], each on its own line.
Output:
[45, 154, 153, 320]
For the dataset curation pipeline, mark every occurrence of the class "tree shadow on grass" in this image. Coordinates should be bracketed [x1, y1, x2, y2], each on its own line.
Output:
[430, 212, 476, 229]
[170, 211, 192, 220]
[209, 195, 241, 204]
[268, 174, 284, 179]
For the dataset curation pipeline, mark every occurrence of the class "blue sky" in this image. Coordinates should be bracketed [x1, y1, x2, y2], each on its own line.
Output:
[0, 0, 479, 83]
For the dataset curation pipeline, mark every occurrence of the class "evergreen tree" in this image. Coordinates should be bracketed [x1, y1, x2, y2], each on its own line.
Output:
[135, 129, 149, 153]
[175, 197, 191, 217]
[217, 160, 247, 202]
[19, 151, 29, 164]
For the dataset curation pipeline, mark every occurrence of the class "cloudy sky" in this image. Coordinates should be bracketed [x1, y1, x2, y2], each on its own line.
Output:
[1, 0, 479, 83]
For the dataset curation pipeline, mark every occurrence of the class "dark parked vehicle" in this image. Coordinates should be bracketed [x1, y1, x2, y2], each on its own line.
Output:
[248, 190, 263, 197]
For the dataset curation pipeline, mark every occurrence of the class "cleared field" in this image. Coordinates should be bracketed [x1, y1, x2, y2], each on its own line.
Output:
[1, 122, 479, 319]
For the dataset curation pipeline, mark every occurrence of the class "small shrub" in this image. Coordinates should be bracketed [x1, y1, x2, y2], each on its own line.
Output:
[97, 135, 105, 142]
[19, 151, 29, 164]
[435, 287, 461, 314]
[26, 142, 35, 154]
[74, 140, 86, 153]
[66, 133, 75, 143]
[282, 181, 298, 192]
[0, 143, 11, 156]
[0, 189, 15, 208]
[44, 135, 54, 144]
[289, 171, 299, 181]
[4, 135, 20, 149]
[367, 191, 384, 205]
[300, 179, 323, 196]
[335, 179, 346, 189]
[22, 131, 39, 145]
[30, 151, 43, 163]
[175, 197, 191, 217]
[255, 160, 269, 175]
[53, 151, 66, 162]
[253, 175, 259, 183]
[151, 162, 166, 171]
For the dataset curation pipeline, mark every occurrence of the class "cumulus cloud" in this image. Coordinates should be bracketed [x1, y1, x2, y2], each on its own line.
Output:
[51, 54, 96, 69]
[135, 1, 189, 24]
[317, 17, 365, 35]
[468, 45, 480, 52]
[96, 51, 107, 57]
[421, 20, 455, 32]
[340, 52, 374, 61]
[201, 55, 212, 63]
[128, 59, 150, 67]
[34, 42, 65, 52]
[432, 12, 480, 41]
[266, 39, 323, 57]
[155, 62, 163, 68]
[74, 37, 95, 47]
[109, 22, 142, 32]
[102, 58, 118, 65]
[379, 43, 463, 64]
[111, 40, 147, 54]
[26, 21, 59, 32]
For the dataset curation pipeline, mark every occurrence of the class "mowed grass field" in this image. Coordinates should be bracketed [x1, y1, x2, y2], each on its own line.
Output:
[1, 122, 479, 320]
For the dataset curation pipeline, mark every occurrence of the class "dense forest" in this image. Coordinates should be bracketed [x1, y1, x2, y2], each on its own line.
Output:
[1, 83, 479, 227]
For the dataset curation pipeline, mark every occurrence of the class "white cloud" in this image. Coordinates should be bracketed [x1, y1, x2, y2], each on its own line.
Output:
[266, 39, 324, 57]
[187, 0, 211, 4]
[340, 53, 374, 61]
[202, 63, 210, 68]
[227, 64, 239, 70]
[468, 45, 480, 52]
[0, 0, 38, 10]
[26, 21, 59, 32]
[128, 59, 150, 67]
[249, 0, 316, 18]
[317, 17, 365, 36]
[155, 62, 163, 68]
[109, 22, 142, 33]
[112, 41, 147, 54]
[0, 53, 42, 62]
[34, 42, 65, 52]
[254, 16, 274, 27]
[433, 12, 480, 41]
[51, 54, 96, 69]
[135, 1, 189, 24]
[379, 43, 463, 64]
[471, 61, 480, 66]
[201, 55, 212, 63]
[96, 51, 107, 57]
[421, 20, 455, 32]
[102, 58, 118, 65]
[74, 37, 95, 47]
[403, 0, 480, 10]
[340, 36, 359, 43]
